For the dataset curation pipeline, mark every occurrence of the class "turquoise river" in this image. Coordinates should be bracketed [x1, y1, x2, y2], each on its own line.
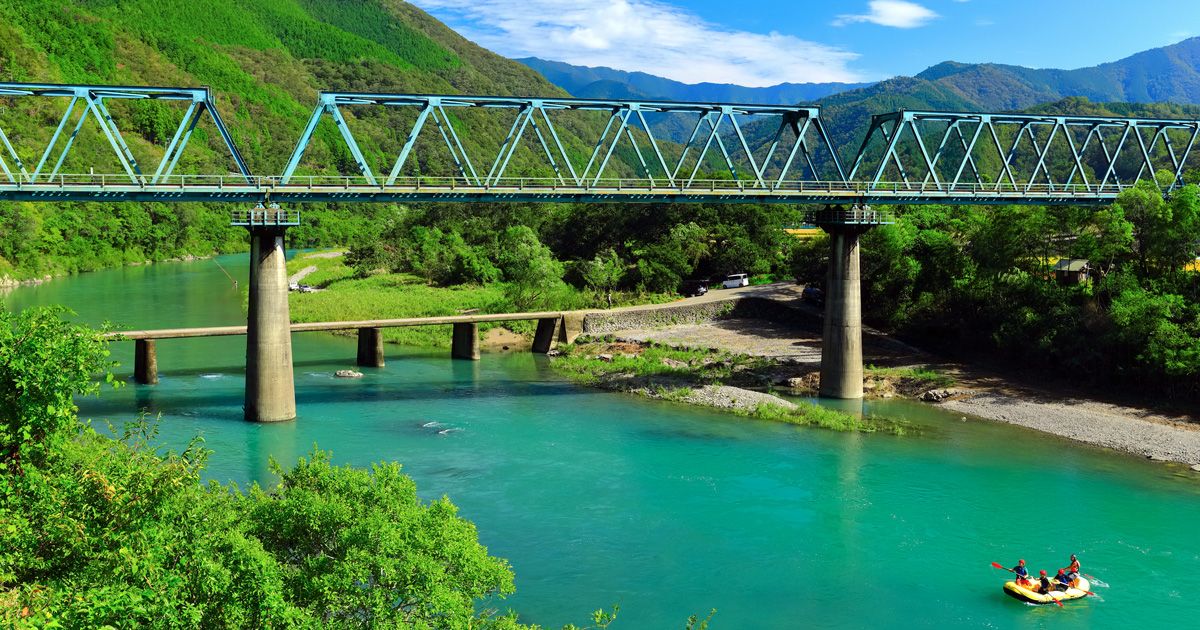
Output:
[5, 254, 1200, 628]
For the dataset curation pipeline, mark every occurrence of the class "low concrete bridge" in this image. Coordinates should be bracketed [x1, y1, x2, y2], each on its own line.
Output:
[110, 311, 586, 420]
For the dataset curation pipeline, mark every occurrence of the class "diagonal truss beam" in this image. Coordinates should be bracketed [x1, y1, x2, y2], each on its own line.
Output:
[846, 110, 1200, 195]
[279, 92, 845, 189]
[0, 82, 251, 185]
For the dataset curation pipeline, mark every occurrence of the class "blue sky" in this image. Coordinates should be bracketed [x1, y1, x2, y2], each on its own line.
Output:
[411, 0, 1198, 86]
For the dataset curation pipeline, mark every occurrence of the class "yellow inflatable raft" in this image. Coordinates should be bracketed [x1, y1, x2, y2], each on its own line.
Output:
[1003, 577, 1090, 605]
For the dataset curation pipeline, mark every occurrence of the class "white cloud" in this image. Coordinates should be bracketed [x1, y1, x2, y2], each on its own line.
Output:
[833, 1, 939, 29]
[410, 0, 865, 86]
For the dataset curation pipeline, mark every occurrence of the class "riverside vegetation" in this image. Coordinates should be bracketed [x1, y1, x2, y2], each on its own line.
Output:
[792, 179, 1200, 402]
[0, 307, 656, 628]
[0, 307, 508, 627]
[550, 340, 921, 435]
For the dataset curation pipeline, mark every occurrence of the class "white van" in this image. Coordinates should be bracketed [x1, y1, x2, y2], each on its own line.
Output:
[722, 273, 749, 288]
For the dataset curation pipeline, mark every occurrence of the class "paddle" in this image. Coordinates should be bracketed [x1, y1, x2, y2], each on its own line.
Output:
[1082, 572, 1107, 586]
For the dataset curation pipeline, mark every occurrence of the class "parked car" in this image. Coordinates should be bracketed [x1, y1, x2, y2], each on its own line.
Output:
[722, 273, 749, 289]
[802, 286, 825, 306]
[680, 278, 710, 297]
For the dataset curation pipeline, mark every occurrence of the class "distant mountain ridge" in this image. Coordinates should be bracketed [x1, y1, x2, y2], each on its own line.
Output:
[524, 37, 1200, 116]
[800, 37, 1200, 151]
[517, 57, 873, 104]
[914, 37, 1200, 110]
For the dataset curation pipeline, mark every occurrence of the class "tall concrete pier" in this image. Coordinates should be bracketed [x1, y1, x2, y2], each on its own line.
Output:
[243, 217, 297, 422]
[819, 226, 867, 399]
[812, 205, 890, 400]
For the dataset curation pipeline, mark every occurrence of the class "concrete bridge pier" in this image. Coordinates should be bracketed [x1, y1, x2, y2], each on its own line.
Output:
[245, 225, 296, 422]
[532, 317, 560, 353]
[134, 339, 158, 385]
[451, 322, 480, 360]
[815, 205, 882, 400]
[357, 327, 385, 367]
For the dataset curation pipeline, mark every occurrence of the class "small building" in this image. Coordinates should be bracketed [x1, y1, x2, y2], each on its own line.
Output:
[1053, 259, 1090, 285]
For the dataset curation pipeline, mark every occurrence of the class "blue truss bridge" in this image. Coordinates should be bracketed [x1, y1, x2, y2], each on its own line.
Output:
[2, 81, 1197, 207]
[7, 80, 1197, 421]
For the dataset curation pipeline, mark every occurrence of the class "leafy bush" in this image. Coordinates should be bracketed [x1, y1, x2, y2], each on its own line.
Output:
[0, 308, 529, 627]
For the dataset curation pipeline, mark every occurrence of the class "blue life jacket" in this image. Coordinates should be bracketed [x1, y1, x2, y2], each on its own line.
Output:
[1013, 565, 1029, 578]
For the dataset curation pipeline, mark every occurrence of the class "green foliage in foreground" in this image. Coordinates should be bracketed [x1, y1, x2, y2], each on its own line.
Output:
[0, 307, 545, 628]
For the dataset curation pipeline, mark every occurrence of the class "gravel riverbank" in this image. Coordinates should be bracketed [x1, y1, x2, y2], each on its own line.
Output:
[589, 284, 1200, 467]
[940, 393, 1200, 467]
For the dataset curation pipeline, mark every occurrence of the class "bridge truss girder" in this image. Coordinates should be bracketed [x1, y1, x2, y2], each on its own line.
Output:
[4, 81, 1200, 205]
[846, 110, 1200, 195]
[0, 82, 251, 185]
[280, 93, 845, 190]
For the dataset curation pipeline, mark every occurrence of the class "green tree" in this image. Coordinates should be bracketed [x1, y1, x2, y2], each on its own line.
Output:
[498, 226, 566, 311]
[0, 306, 114, 471]
[0, 308, 534, 628]
[634, 222, 708, 293]
[580, 249, 626, 308]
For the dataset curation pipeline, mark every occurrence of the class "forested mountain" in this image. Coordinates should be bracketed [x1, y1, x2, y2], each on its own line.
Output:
[0, 0, 612, 278]
[517, 57, 872, 104]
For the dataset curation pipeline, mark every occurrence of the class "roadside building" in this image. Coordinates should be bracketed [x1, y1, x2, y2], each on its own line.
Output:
[1053, 258, 1090, 285]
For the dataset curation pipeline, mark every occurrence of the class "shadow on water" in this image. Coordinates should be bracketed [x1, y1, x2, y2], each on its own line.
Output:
[90, 376, 598, 422]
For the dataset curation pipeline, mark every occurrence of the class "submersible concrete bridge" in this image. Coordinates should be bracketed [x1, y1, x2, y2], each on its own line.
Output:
[1, 81, 1194, 421]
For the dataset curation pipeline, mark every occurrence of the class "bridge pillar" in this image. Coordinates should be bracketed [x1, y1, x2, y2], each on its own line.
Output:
[134, 339, 158, 385]
[558, 313, 585, 345]
[245, 225, 296, 422]
[357, 327, 385, 367]
[451, 322, 480, 360]
[813, 205, 884, 400]
[532, 317, 560, 354]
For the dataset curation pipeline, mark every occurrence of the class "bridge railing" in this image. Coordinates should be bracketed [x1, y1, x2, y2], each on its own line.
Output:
[0, 172, 1135, 196]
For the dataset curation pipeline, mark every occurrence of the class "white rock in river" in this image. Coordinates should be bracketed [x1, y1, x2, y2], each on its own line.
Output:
[335, 369, 364, 378]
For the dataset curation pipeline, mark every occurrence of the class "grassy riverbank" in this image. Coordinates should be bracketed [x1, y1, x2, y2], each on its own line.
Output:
[286, 252, 512, 347]
[552, 340, 914, 434]
[285, 251, 672, 348]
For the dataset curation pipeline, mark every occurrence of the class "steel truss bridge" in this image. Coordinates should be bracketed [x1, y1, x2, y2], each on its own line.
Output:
[1, 81, 1197, 206]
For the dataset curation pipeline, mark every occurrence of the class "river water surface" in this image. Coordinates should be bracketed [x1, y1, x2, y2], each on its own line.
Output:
[6, 254, 1200, 628]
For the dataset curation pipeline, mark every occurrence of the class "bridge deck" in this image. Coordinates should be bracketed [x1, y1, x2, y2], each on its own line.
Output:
[109, 310, 571, 340]
[0, 177, 1123, 205]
